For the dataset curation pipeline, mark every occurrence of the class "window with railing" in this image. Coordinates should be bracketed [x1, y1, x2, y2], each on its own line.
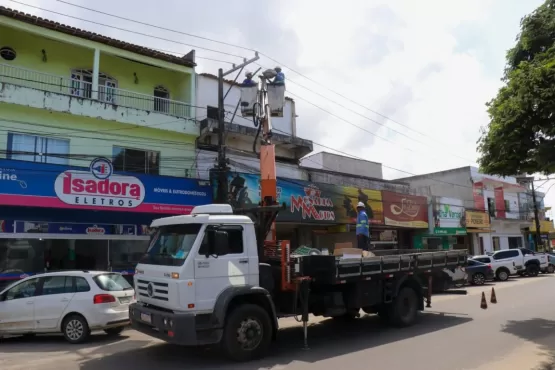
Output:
[7, 133, 70, 165]
[487, 197, 496, 217]
[153, 85, 170, 113]
[112, 146, 160, 175]
[70, 69, 117, 103]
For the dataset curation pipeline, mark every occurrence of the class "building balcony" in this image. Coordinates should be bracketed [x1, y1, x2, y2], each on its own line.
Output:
[0, 63, 196, 135]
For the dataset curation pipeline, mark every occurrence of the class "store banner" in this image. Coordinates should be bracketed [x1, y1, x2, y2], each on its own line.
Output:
[494, 187, 506, 218]
[530, 220, 555, 233]
[433, 197, 466, 235]
[0, 158, 211, 215]
[473, 182, 485, 210]
[0, 220, 140, 235]
[224, 172, 384, 224]
[382, 191, 428, 228]
[465, 211, 490, 228]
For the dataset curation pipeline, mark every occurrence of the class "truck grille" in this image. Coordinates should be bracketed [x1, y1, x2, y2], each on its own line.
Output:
[136, 279, 169, 301]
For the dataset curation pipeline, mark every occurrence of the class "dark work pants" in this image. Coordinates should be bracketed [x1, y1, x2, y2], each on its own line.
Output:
[357, 234, 369, 251]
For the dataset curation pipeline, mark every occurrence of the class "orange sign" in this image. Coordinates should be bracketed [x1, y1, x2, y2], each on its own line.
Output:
[381, 191, 428, 228]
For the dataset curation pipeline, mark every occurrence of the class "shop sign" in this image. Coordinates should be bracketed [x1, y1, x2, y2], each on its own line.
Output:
[222, 172, 385, 224]
[0, 220, 141, 235]
[465, 211, 490, 228]
[433, 227, 466, 235]
[530, 220, 555, 233]
[0, 158, 211, 215]
[382, 191, 428, 228]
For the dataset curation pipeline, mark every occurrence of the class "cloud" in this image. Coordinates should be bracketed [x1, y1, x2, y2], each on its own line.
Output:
[6, 0, 555, 211]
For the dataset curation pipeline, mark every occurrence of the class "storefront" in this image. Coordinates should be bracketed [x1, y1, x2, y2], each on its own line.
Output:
[465, 210, 492, 255]
[223, 172, 427, 252]
[0, 158, 212, 285]
[414, 197, 469, 252]
[529, 220, 555, 252]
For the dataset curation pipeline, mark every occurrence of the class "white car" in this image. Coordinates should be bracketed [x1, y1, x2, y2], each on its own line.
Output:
[471, 254, 518, 281]
[0, 271, 135, 343]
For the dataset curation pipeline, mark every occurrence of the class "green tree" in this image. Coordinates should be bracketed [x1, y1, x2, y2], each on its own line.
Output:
[478, 0, 555, 176]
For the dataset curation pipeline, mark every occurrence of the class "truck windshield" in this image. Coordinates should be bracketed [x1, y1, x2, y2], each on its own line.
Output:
[139, 224, 202, 266]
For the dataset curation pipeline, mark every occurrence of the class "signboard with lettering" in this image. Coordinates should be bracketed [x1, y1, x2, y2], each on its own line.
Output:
[0, 158, 211, 215]
[465, 211, 490, 228]
[382, 191, 429, 228]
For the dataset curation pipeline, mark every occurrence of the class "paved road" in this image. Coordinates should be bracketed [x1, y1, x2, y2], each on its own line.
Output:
[2, 276, 555, 370]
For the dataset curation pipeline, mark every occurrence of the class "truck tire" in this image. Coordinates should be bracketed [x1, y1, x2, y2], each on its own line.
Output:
[526, 263, 540, 277]
[496, 268, 509, 282]
[389, 287, 418, 327]
[221, 304, 272, 362]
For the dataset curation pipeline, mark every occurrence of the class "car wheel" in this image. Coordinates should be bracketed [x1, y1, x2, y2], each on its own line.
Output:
[104, 327, 125, 336]
[62, 314, 90, 344]
[548, 264, 555, 274]
[496, 269, 509, 282]
[526, 264, 540, 277]
[472, 273, 486, 285]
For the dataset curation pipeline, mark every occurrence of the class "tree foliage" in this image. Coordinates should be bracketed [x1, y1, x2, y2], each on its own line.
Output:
[478, 0, 555, 176]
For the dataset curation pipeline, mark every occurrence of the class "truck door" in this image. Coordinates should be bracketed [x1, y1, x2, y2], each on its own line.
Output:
[194, 225, 250, 312]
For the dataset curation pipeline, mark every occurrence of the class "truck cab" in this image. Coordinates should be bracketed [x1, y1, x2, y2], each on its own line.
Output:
[130, 204, 276, 355]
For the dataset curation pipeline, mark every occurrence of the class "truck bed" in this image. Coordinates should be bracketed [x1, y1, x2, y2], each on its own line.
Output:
[293, 249, 468, 285]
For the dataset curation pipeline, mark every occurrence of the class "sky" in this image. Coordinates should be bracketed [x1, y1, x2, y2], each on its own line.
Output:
[3, 0, 554, 212]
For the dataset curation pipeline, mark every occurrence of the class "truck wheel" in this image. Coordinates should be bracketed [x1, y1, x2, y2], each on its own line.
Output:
[389, 287, 418, 327]
[526, 264, 540, 277]
[496, 269, 509, 282]
[221, 304, 272, 362]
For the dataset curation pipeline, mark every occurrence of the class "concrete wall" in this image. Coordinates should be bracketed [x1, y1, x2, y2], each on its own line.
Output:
[400, 168, 475, 209]
[307, 170, 410, 193]
[300, 152, 383, 179]
[0, 103, 196, 177]
[196, 74, 295, 136]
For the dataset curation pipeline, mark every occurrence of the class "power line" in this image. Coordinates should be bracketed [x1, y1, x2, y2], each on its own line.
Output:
[55, 0, 257, 53]
[9, 1, 248, 60]
[40, 0, 460, 154]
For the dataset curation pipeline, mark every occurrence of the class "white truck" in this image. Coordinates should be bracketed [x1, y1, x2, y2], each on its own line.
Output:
[475, 248, 548, 278]
[129, 204, 468, 361]
[471, 254, 518, 281]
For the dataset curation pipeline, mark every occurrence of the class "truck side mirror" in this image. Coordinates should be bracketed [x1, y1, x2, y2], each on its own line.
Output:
[214, 230, 230, 256]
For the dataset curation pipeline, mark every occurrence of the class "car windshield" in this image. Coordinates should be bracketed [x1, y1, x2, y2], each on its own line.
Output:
[93, 273, 133, 291]
[139, 223, 202, 266]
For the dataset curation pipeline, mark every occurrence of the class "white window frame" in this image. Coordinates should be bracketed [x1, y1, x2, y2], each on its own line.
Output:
[70, 69, 118, 103]
[8, 132, 70, 165]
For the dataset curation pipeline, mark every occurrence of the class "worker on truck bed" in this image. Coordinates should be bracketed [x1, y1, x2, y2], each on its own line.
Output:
[356, 201, 370, 250]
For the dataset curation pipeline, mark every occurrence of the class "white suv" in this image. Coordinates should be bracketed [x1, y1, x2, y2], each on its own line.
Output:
[0, 271, 135, 343]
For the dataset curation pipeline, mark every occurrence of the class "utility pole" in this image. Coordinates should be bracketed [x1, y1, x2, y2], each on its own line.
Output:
[531, 180, 543, 250]
[517, 176, 543, 250]
[214, 53, 259, 203]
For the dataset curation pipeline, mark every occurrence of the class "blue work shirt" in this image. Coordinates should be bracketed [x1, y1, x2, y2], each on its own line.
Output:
[242, 78, 256, 86]
[356, 210, 369, 237]
[274, 72, 285, 84]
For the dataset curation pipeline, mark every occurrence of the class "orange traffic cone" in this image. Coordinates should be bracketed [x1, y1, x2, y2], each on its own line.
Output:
[490, 287, 497, 304]
[480, 292, 488, 309]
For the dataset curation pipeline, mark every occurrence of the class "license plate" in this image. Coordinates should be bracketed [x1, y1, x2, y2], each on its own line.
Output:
[140, 313, 151, 324]
[119, 297, 131, 304]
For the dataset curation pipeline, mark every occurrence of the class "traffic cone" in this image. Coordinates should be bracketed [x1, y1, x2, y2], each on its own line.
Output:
[490, 287, 497, 304]
[480, 292, 488, 309]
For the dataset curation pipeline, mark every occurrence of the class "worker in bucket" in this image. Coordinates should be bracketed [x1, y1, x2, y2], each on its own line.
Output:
[242, 72, 256, 87]
[272, 66, 285, 85]
[356, 201, 370, 251]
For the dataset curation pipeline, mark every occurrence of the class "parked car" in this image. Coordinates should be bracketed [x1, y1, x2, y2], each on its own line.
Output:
[542, 253, 555, 274]
[465, 259, 495, 285]
[471, 254, 517, 281]
[0, 271, 135, 343]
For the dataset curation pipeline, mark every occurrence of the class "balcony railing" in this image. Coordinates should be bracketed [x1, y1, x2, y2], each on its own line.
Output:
[0, 63, 191, 118]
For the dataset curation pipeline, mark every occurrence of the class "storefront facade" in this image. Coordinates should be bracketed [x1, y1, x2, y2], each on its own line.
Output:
[0, 158, 212, 285]
[223, 172, 430, 251]
[414, 197, 469, 252]
[465, 210, 492, 255]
